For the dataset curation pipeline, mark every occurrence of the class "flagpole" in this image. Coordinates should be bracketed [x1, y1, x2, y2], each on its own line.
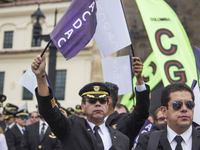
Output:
[40, 40, 52, 57]
[120, 0, 135, 57]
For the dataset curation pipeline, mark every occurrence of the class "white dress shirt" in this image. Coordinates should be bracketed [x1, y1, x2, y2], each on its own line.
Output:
[135, 82, 146, 92]
[0, 134, 8, 150]
[39, 119, 48, 135]
[167, 125, 192, 150]
[87, 120, 112, 150]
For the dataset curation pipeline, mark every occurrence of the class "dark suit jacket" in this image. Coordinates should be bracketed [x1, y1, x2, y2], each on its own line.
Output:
[36, 88, 130, 150]
[106, 84, 150, 149]
[0, 120, 6, 131]
[6, 124, 24, 150]
[135, 125, 200, 150]
[20, 121, 62, 150]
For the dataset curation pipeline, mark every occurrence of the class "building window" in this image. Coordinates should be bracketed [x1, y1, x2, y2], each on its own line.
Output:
[22, 71, 33, 100]
[55, 70, 66, 100]
[3, 31, 13, 48]
[0, 72, 5, 94]
[31, 30, 41, 47]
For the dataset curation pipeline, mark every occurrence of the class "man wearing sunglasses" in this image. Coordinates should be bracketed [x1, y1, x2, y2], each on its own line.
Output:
[6, 109, 28, 150]
[31, 55, 129, 149]
[21, 107, 62, 150]
[135, 82, 200, 150]
[154, 107, 167, 124]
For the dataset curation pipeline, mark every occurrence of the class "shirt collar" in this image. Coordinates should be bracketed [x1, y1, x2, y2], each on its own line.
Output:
[167, 124, 192, 144]
[86, 120, 106, 135]
[39, 119, 48, 127]
[8, 122, 15, 128]
[16, 123, 25, 133]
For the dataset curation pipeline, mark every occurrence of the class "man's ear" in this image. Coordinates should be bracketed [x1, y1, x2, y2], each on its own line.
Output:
[108, 97, 112, 105]
[160, 106, 167, 119]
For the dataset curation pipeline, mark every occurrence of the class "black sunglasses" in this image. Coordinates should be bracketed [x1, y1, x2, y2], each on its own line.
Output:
[31, 116, 38, 118]
[20, 116, 28, 120]
[86, 98, 108, 105]
[157, 116, 165, 121]
[172, 101, 195, 110]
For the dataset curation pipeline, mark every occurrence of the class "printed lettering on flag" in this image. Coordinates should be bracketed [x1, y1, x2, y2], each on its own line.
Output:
[136, 0, 197, 87]
[50, 0, 97, 60]
[94, 0, 131, 58]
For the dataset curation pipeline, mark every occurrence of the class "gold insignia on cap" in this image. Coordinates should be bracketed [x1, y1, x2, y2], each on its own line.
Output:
[93, 86, 100, 91]
[87, 94, 95, 98]
[69, 108, 71, 111]
[24, 110, 26, 113]
[99, 94, 106, 98]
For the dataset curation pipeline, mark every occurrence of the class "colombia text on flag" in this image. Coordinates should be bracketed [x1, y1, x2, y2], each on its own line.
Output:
[50, 0, 97, 60]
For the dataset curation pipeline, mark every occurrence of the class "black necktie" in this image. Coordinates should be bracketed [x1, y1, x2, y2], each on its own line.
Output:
[22, 128, 25, 135]
[40, 123, 46, 142]
[94, 126, 104, 150]
[174, 135, 183, 150]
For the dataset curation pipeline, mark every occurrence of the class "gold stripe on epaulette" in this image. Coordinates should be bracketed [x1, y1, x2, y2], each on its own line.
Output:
[149, 92, 151, 99]
[51, 98, 56, 108]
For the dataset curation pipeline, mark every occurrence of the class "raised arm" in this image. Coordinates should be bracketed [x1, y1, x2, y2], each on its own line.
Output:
[31, 55, 49, 96]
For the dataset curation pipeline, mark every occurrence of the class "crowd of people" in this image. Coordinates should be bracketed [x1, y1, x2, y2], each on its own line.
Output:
[0, 55, 199, 149]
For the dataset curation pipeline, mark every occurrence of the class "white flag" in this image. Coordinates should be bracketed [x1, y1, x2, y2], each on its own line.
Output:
[192, 80, 200, 125]
[18, 102, 28, 112]
[94, 0, 131, 59]
[102, 55, 133, 95]
[17, 67, 38, 96]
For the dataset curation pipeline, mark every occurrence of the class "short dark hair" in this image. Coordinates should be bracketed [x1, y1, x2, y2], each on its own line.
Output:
[105, 82, 119, 108]
[154, 107, 161, 120]
[161, 82, 194, 108]
[115, 103, 129, 113]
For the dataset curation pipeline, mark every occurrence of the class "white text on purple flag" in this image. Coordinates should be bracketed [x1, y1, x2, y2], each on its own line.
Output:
[50, 0, 97, 60]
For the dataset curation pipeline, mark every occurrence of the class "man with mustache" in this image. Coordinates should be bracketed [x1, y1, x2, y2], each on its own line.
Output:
[135, 82, 200, 150]
[31, 55, 129, 150]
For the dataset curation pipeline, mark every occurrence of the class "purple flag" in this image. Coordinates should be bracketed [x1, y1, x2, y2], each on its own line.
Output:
[50, 0, 97, 60]
[133, 119, 154, 148]
[193, 45, 200, 79]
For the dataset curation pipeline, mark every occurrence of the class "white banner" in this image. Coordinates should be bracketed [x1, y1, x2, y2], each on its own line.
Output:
[94, 0, 131, 58]
[193, 80, 200, 125]
[102, 55, 133, 95]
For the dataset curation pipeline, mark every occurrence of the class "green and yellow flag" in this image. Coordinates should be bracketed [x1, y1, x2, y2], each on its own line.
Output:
[136, 0, 197, 87]
[121, 0, 197, 110]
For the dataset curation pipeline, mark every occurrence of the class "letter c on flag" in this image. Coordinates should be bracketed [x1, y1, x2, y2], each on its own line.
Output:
[58, 38, 66, 48]
[155, 29, 177, 55]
